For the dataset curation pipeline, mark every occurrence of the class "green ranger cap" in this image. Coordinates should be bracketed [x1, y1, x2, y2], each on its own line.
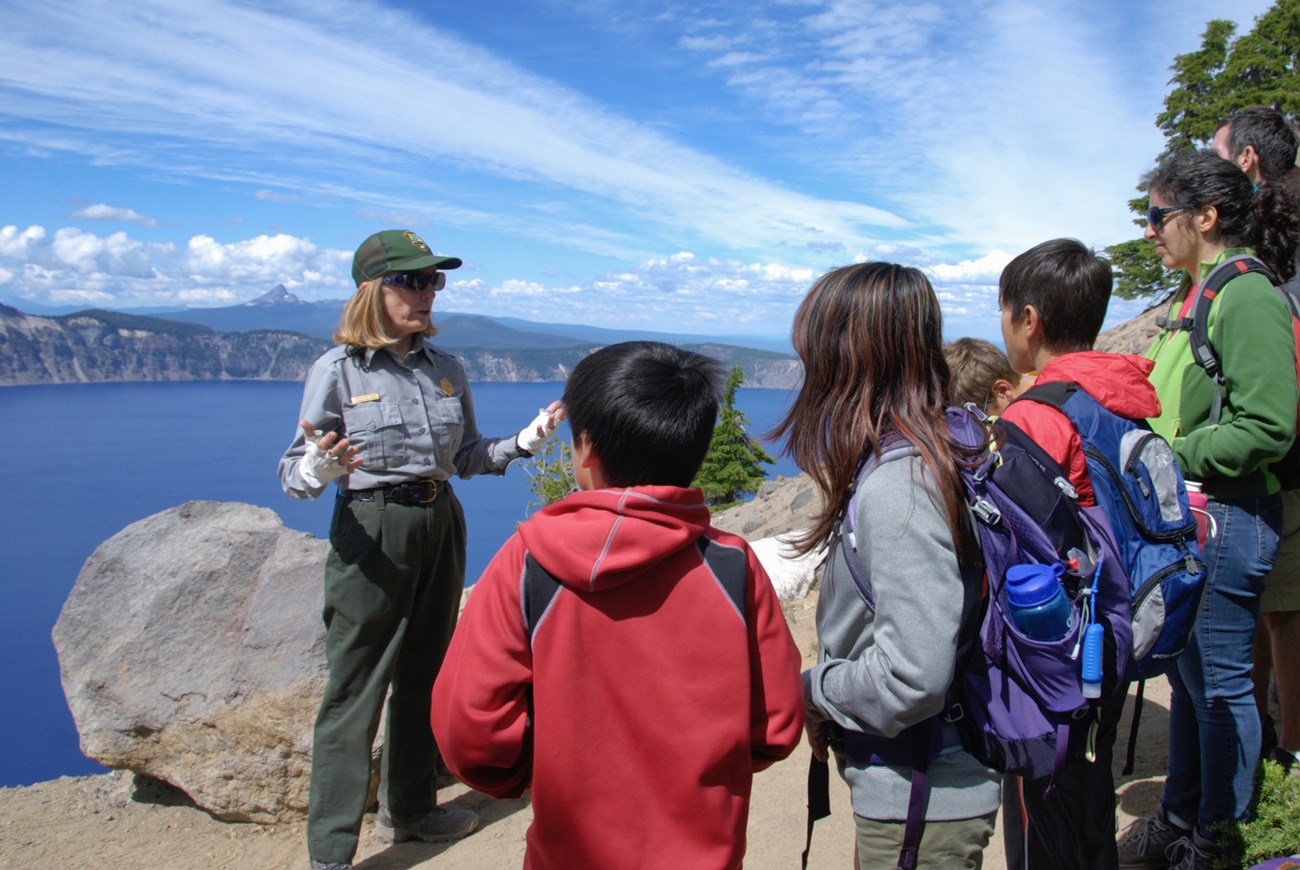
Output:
[351, 230, 463, 286]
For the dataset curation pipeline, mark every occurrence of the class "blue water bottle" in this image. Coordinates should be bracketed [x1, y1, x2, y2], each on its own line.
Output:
[1005, 563, 1073, 641]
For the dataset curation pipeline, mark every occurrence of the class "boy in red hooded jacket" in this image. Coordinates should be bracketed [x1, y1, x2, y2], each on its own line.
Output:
[996, 239, 1161, 870]
[431, 341, 805, 870]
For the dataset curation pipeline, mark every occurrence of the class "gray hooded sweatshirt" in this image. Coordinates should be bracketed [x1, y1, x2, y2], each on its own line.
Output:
[804, 448, 1002, 822]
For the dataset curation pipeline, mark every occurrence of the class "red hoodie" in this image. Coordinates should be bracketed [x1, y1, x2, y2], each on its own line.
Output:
[431, 485, 804, 870]
[1001, 351, 1161, 506]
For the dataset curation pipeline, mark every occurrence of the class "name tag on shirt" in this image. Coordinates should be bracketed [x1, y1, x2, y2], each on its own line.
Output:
[351, 393, 381, 404]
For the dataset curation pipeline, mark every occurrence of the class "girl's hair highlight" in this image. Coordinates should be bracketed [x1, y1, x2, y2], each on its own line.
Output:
[770, 262, 972, 558]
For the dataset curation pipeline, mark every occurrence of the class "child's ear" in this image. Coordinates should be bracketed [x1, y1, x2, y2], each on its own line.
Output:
[573, 431, 600, 468]
[991, 378, 1015, 402]
[1020, 304, 1041, 338]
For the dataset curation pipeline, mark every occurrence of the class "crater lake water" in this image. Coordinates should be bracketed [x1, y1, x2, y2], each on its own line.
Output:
[1, 380, 798, 788]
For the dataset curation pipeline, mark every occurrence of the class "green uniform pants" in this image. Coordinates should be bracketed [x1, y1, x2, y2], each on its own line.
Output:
[307, 488, 467, 863]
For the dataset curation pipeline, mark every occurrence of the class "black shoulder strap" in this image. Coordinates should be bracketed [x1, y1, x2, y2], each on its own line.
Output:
[697, 535, 748, 620]
[1014, 379, 1077, 411]
[522, 554, 563, 641]
[1186, 254, 1277, 385]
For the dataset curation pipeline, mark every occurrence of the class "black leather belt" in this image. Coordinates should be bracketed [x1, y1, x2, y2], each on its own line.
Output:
[342, 479, 443, 505]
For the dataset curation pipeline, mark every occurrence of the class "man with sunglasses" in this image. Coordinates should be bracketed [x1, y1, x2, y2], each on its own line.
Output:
[1213, 108, 1300, 779]
[278, 229, 562, 870]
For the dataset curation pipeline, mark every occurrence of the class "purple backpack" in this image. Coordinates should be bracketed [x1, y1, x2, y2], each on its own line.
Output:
[833, 405, 1133, 868]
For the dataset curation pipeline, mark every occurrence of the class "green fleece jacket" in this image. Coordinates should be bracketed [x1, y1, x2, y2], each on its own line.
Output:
[1145, 247, 1298, 499]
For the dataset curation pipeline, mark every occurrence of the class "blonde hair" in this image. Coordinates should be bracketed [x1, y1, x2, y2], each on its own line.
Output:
[332, 277, 438, 348]
[944, 337, 1018, 409]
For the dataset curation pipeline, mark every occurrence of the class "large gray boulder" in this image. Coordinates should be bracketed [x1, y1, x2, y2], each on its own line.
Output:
[52, 501, 331, 823]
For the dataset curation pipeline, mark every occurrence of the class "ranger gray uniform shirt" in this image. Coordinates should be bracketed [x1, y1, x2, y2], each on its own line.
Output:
[278, 342, 523, 499]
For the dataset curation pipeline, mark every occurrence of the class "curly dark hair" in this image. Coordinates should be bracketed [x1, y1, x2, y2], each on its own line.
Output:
[1147, 150, 1299, 283]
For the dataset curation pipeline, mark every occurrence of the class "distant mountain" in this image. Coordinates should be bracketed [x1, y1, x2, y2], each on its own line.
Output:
[155, 287, 347, 338]
[0, 305, 802, 388]
[120, 286, 794, 353]
[489, 316, 794, 355]
[243, 284, 304, 306]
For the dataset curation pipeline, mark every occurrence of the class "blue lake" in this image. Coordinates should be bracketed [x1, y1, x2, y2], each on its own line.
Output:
[0, 380, 798, 788]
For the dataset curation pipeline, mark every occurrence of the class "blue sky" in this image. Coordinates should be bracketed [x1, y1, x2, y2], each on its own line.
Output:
[0, 0, 1274, 343]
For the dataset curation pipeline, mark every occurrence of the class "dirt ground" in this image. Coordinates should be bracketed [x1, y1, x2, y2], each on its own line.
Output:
[0, 593, 1166, 869]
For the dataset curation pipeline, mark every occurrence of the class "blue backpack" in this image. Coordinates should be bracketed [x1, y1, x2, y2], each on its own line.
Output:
[825, 405, 1133, 869]
[1017, 381, 1206, 680]
[1015, 382, 1207, 776]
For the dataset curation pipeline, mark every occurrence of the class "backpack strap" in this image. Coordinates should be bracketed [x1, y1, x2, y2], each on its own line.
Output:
[1195, 256, 1279, 424]
[697, 535, 748, 623]
[1015, 378, 1076, 409]
[840, 431, 915, 607]
[521, 554, 563, 642]
[1122, 679, 1147, 776]
[522, 536, 748, 640]
[801, 755, 832, 870]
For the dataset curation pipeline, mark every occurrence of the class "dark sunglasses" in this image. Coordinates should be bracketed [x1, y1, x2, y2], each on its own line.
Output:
[1146, 204, 1196, 231]
[382, 271, 446, 293]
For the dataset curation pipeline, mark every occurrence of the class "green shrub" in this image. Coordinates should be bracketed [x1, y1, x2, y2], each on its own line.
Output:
[1214, 760, 1300, 868]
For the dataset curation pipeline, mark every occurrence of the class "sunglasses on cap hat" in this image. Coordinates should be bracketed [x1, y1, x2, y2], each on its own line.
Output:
[1146, 203, 1196, 231]
[381, 271, 446, 293]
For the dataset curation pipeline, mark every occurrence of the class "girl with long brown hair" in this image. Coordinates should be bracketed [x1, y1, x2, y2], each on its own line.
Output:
[773, 262, 1000, 868]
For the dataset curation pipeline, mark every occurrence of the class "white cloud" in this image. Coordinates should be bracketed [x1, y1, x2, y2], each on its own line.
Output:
[70, 204, 161, 227]
[0, 0, 905, 265]
[0, 221, 1154, 347]
[0, 225, 351, 307]
[254, 189, 301, 203]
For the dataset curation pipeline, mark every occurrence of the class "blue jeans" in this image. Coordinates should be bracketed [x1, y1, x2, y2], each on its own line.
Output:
[1163, 493, 1281, 831]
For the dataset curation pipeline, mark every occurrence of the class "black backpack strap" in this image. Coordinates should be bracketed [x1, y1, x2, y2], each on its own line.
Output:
[1189, 255, 1278, 384]
[801, 754, 832, 869]
[697, 535, 747, 621]
[1122, 679, 1147, 776]
[1015, 378, 1077, 410]
[521, 553, 563, 642]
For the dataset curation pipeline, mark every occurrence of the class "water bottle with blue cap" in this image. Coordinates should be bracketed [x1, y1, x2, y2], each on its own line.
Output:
[1005, 562, 1073, 641]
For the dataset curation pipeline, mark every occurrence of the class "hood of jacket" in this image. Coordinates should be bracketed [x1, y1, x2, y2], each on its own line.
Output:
[1034, 351, 1161, 421]
[518, 485, 713, 593]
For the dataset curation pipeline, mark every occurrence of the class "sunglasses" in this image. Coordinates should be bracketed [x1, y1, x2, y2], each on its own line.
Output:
[1146, 204, 1196, 231]
[382, 271, 446, 293]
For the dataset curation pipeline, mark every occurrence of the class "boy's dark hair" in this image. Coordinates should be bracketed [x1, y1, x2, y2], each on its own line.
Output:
[1218, 106, 1299, 181]
[999, 238, 1113, 352]
[563, 341, 722, 487]
[944, 337, 1019, 409]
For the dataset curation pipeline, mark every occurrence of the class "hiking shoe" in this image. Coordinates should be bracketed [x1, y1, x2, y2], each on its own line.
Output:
[309, 862, 353, 870]
[1270, 746, 1300, 773]
[1117, 808, 1191, 869]
[1167, 832, 1218, 870]
[375, 805, 479, 844]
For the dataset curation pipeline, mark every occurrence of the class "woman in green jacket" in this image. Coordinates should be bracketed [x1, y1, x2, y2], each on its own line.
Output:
[1118, 151, 1300, 869]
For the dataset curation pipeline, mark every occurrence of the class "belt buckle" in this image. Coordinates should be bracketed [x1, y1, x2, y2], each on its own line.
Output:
[418, 479, 438, 504]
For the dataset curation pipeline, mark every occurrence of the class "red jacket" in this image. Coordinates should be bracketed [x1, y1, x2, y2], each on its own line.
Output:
[431, 485, 805, 870]
[1001, 351, 1161, 506]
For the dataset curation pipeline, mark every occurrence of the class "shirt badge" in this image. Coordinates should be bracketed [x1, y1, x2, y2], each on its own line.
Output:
[439, 378, 455, 397]
[350, 393, 380, 404]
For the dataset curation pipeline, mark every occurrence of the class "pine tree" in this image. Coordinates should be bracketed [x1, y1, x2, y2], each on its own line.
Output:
[525, 435, 575, 510]
[693, 364, 775, 509]
[1107, 0, 1299, 299]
